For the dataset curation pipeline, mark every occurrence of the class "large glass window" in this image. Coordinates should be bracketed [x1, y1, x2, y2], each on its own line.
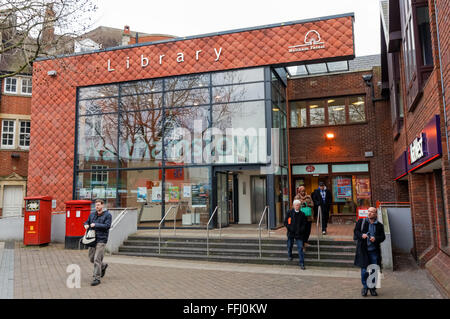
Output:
[309, 100, 326, 126]
[328, 98, 346, 125]
[75, 67, 278, 228]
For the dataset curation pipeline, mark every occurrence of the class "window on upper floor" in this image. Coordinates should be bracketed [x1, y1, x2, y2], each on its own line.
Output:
[3, 76, 32, 95]
[1, 120, 15, 148]
[4, 78, 18, 94]
[400, 0, 433, 111]
[19, 121, 31, 148]
[290, 95, 366, 128]
[21, 78, 32, 95]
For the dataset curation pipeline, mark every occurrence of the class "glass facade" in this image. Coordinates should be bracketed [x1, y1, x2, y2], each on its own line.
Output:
[75, 67, 287, 228]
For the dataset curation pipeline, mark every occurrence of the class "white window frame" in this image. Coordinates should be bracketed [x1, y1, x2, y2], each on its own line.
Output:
[4, 77, 18, 94]
[1, 120, 16, 149]
[91, 165, 108, 185]
[19, 120, 31, 149]
[21, 78, 32, 95]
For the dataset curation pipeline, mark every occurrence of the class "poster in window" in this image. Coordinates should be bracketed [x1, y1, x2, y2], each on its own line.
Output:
[169, 186, 180, 202]
[106, 188, 116, 199]
[93, 187, 105, 199]
[151, 186, 162, 202]
[137, 187, 147, 202]
[356, 177, 371, 199]
[192, 184, 208, 207]
[336, 177, 352, 199]
[183, 185, 191, 198]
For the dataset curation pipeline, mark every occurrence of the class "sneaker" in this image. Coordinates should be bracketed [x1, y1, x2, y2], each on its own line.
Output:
[369, 288, 378, 296]
[91, 279, 101, 286]
[101, 264, 108, 278]
[361, 288, 368, 297]
[322, 231, 327, 235]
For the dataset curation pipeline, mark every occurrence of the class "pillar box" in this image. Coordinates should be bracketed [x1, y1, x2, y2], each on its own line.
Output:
[23, 196, 53, 245]
[65, 200, 93, 249]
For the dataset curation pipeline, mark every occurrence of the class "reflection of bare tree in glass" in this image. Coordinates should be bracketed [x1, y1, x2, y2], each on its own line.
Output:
[349, 103, 365, 122]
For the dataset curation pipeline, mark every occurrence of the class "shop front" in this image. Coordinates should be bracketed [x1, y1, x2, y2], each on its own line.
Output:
[291, 163, 372, 221]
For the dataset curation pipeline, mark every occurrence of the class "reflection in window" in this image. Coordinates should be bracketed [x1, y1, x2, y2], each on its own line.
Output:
[79, 98, 119, 115]
[212, 68, 264, 85]
[309, 101, 325, 126]
[328, 98, 346, 125]
[348, 96, 366, 122]
[121, 79, 163, 95]
[77, 114, 118, 169]
[119, 110, 163, 168]
[290, 101, 307, 127]
[165, 88, 209, 108]
[166, 74, 209, 91]
[79, 84, 118, 100]
[213, 83, 264, 104]
[121, 94, 162, 112]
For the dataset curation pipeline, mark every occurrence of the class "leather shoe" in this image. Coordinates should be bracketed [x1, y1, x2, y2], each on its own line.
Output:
[91, 279, 101, 286]
[101, 264, 108, 278]
[369, 288, 378, 296]
[361, 288, 368, 297]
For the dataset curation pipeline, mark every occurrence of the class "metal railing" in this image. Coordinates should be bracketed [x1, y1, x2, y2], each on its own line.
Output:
[158, 204, 179, 254]
[316, 206, 323, 260]
[206, 206, 219, 256]
[110, 208, 128, 230]
[258, 206, 269, 258]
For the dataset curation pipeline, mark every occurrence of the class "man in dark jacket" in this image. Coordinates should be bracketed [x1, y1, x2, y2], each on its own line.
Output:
[84, 199, 112, 286]
[354, 207, 385, 297]
[284, 200, 307, 269]
[312, 181, 332, 235]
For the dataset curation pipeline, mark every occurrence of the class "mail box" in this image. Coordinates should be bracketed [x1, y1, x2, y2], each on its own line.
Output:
[23, 196, 52, 245]
[65, 200, 92, 249]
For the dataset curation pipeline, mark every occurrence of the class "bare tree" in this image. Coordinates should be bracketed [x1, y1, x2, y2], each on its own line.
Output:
[0, 0, 98, 78]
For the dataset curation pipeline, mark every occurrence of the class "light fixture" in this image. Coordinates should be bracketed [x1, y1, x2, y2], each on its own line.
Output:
[326, 132, 335, 140]
[352, 101, 364, 105]
[47, 70, 57, 76]
[272, 105, 280, 111]
[309, 104, 318, 108]
[328, 99, 335, 103]
[333, 107, 345, 111]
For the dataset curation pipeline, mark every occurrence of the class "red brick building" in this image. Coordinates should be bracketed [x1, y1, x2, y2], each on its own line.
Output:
[380, 0, 450, 297]
[288, 55, 395, 223]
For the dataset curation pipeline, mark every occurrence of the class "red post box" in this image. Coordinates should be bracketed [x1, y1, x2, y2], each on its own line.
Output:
[23, 196, 53, 245]
[65, 200, 93, 249]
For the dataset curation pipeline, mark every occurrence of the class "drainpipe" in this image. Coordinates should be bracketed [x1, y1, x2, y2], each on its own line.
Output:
[434, 0, 450, 168]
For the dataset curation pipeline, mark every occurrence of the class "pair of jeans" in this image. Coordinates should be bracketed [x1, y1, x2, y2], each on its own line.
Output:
[361, 250, 378, 289]
[287, 237, 304, 265]
[88, 242, 107, 280]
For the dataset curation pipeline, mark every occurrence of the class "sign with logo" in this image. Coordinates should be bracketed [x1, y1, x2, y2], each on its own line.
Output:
[305, 165, 315, 173]
[408, 133, 426, 165]
[288, 30, 326, 53]
[357, 207, 369, 220]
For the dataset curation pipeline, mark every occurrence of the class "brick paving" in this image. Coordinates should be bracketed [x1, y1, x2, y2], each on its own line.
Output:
[4, 241, 444, 299]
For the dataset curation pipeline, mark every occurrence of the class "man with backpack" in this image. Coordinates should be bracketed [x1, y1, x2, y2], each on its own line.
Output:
[354, 207, 386, 297]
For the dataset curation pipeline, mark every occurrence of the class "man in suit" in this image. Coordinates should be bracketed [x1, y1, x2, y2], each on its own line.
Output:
[312, 181, 332, 235]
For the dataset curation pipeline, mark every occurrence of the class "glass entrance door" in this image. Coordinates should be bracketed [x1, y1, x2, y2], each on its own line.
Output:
[216, 172, 230, 227]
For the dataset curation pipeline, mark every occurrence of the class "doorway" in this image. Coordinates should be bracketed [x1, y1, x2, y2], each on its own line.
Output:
[214, 167, 267, 226]
[2, 185, 24, 217]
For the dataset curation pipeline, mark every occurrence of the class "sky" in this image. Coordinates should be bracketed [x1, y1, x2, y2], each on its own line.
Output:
[92, 0, 381, 57]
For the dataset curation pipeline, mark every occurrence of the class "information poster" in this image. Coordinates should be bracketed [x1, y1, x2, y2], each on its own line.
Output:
[93, 187, 105, 199]
[192, 184, 208, 207]
[356, 177, 371, 199]
[334, 176, 352, 202]
[183, 185, 191, 198]
[169, 186, 180, 202]
[137, 187, 147, 202]
[152, 186, 162, 202]
[106, 188, 116, 199]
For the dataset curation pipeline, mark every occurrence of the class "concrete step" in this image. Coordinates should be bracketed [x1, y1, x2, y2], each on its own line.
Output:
[122, 240, 356, 253]
[118, 245, 355, 260]
[114, 251, 355, 268]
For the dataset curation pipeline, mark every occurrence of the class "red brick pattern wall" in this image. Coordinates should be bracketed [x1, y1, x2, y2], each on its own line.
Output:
[29, 16, 355, 211]
[288, 67, 396, 204]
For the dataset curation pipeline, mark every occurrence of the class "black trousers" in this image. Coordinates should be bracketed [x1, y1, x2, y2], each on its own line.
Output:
[314, 206, 330, 231]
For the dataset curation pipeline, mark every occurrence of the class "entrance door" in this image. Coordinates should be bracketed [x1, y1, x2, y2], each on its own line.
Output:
[216, 172, 230, 227]
[251, 176, 267, 224]
[3, 185, 24, 217]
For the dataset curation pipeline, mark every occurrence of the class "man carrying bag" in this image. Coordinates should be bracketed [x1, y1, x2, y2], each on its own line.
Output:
[84, 199, 112, 286]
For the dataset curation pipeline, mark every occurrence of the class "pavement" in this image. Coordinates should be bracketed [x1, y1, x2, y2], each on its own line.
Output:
[1, 240, 445, 299]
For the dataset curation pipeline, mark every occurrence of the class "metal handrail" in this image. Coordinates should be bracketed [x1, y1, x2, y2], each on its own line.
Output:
[110, 208, 128, 229]
[158, 204, 178, 254]
[316, 206, 322, 260]
[206, 206, 219, 256]
[258, 206, 269, 258]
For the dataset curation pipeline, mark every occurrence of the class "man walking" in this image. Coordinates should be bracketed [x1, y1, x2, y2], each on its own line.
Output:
[354, 207, 385, 297]
[84, 199, 112, 286]
[312, 181, 332, 235]
[284, 200, 307, 270]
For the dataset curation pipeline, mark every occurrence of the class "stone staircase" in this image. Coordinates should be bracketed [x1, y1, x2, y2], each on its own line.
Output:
[115, 235, 356, 268]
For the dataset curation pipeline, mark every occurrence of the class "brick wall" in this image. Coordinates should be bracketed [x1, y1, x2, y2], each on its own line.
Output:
[288, 67, 396, 204]
[0, 95, 31, 115]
